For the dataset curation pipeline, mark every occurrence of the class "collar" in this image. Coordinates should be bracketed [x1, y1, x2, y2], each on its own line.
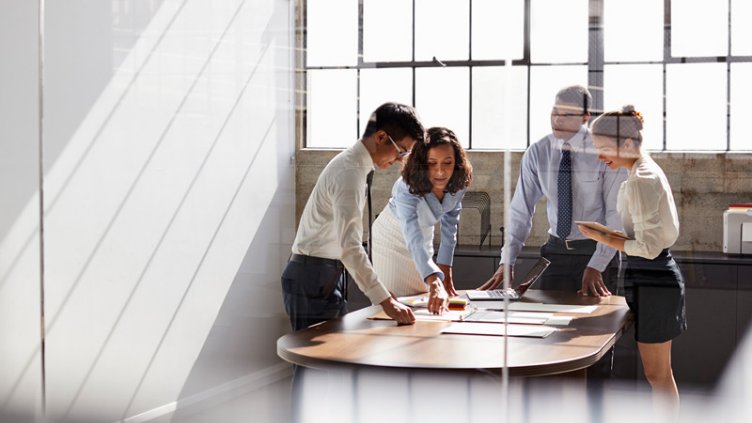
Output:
[551, 126, 588, 152]
[354, 140, 376, 175]
[628, 154, 649, 177]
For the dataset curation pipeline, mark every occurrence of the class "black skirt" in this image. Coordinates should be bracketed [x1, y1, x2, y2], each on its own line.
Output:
[624, 249, 687, 343]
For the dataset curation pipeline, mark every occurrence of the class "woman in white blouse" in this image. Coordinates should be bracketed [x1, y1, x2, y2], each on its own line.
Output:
[577, 105, 687, 409]
[372, 127, 472, 314]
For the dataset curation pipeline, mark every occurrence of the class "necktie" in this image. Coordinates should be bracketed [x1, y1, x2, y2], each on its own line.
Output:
[557, 144, 572, 239]
[366, 170, 374, 262]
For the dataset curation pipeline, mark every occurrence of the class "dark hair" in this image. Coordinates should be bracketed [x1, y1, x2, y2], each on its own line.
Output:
[401, 127, 472, 195]
[361, 102, 425, 143]
[591, 104, 644, 147]
[555, 85, 592, 115]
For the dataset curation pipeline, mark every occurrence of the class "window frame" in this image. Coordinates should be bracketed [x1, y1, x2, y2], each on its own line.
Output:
[297, 0, 752, 152]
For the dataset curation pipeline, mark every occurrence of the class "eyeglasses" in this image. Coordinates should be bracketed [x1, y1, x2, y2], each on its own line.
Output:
[387, 134, 410, 159]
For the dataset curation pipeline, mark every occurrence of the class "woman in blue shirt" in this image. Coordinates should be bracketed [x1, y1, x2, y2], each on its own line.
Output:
[372, 127, 473, 314]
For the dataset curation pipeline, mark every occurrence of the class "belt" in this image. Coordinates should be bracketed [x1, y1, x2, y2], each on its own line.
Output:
[547, 234, 596, 251]
[290, 253, 344, 269]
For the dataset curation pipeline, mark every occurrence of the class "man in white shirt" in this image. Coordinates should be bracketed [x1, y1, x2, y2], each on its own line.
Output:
[480, 85, 627, 296]
[282, 102, 424, 331]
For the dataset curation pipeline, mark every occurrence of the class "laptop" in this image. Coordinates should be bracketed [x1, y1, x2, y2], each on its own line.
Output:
[465, 257, 551, 301]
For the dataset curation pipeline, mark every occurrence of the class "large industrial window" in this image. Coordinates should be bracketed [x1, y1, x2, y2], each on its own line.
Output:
[300, 0, 752, 151]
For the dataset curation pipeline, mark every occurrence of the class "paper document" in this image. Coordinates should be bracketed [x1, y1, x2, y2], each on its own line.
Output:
[441, 322, 556, 338]
[461, 310, 551, 325]
[474, 302, 598, 314]
[575, 221, 631, 240]
[369, 308, 473, 322]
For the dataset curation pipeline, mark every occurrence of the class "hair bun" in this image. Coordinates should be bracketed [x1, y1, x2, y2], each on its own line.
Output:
[621, 104, 644, 129]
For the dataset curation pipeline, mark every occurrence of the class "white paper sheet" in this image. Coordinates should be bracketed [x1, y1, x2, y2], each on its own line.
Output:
[441, 322, 556, 338]
[473, 302, 597, 314]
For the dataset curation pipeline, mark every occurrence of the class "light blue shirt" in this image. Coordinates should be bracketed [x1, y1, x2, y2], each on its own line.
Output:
[388, 177, 465, 282]
[501, 126, 627, 272]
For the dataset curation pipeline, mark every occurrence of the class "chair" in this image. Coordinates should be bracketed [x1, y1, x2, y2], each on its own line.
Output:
[462, 191, 492, 247]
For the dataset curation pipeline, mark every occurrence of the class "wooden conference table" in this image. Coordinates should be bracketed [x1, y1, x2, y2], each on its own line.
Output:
[277, 290, 632, 377]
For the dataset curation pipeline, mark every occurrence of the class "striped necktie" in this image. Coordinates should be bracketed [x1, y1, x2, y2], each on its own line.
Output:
[557, 144, 572, 239]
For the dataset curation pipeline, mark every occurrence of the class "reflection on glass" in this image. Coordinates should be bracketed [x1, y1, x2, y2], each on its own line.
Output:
[666, 63, 726, 150]
[415, 0, 469, 61]
[472, 0, 523, 61]
[306, 0, 357, 66]
[671, 0, 728, 57]
[415, 67, 469, 147]
[359, 68, 413, 136]
[604, 0, 662, 62]
[731, 63, 752, 150]
[472, 66, 527, 149]
[363, 0, 412, 62]
[529, 65, 588, 142]
[530, 0, 587, 63]
[732, 0, 752, 56]
[307, 69, 357, 148]
[604, 65, 663, 151]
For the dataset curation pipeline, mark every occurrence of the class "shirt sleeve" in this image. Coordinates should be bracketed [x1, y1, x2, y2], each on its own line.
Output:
[333, 170, 390, 305]
[392, 182, 444, 282]
[623, 177, 666, 260]
[436, 190, 464, 267]
[501, 147, 543, 266]
[587, 166, 628, 271]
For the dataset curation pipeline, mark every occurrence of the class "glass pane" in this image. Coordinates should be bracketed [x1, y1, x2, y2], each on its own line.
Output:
[363, 0, 412, 62]
[472, 66, 528, 149]
[604, 0, 663, 61]
[530, 0, 587, 63]
[529, 65, 588, 144]
[415, 0, 469, 61]
[731, 63, 752, 150]
[306, 0, 358, 66]
[359, 68, 413, 137]
[472, 0, 524, 60]
[307, 69, 357, 148]
[604, 65, 664, 151]
[666, 63, 726, 150]
[732, 0, 752, 56]
[415, 67, 470, 147]
[671, 0, 728, 57]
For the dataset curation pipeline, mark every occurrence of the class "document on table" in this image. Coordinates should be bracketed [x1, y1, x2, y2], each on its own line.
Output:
[473, 302, 598, 314]
[369, 309, 573, 326]
[369, 308, 474, 322]
[441, 322, 556, 338]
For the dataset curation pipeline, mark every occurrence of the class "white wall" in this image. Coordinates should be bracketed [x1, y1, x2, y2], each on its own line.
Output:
[0, 0, 294, 421]
[0, 1, 43, 420]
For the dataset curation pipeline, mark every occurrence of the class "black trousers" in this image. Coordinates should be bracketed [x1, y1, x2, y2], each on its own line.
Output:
[539, 235, 621, 382]
[281, 257, 348, 332]
[539, 235, 619, 293]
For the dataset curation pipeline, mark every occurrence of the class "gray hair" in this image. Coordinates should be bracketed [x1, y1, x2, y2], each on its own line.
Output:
[555, 85, 592, 115]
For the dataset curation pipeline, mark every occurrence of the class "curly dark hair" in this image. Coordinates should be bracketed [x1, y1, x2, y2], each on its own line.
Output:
[401, 127, 472, 196]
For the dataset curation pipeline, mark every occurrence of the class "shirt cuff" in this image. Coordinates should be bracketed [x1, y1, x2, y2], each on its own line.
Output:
[420, 261, 443, 282]
[364, 283, 391, 306]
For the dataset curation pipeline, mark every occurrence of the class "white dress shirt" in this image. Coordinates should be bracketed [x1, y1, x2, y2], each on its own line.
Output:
[619, 155, 680, 259]
[502, 126, 627, 271]
[292, 140, 390, 305]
